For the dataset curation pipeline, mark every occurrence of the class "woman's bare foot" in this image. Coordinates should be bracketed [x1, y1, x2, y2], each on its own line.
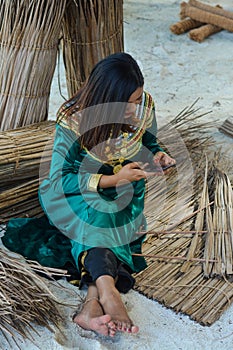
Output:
[96, 276, 139, 334]
[73, 298, 116, 337]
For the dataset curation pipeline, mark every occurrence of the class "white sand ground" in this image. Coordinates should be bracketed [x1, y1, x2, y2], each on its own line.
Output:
[1, 1, 233, 349]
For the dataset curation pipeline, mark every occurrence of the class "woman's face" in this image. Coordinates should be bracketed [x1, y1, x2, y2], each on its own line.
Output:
[124, 86, 143, 119]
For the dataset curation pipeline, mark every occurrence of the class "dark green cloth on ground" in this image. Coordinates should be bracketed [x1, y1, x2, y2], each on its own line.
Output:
[2, 215, 80, 281]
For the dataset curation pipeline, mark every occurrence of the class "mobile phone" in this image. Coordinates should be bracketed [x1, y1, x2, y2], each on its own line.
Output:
[161, 163, 176, 171]
[144, 162, 175, 172]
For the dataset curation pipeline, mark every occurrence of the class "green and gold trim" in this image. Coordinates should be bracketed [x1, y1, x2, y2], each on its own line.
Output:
[87, 173, 103, 192]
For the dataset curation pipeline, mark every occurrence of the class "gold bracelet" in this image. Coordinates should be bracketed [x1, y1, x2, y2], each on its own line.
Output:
[88, 174, 103, 192]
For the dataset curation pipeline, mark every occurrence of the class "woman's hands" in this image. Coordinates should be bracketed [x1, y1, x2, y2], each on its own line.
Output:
[98, 154, 176, 189]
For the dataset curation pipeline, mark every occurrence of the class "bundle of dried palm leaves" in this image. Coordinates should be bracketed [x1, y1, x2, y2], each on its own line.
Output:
[0, 121, 55, 223]
[0, 248, 65, 347]
[0, 1, 66, 130]
[61, 0, 124, 96]
[143, 100, 213, 232]
[0, 178, 43, 223]
[0, 121, 55, 187]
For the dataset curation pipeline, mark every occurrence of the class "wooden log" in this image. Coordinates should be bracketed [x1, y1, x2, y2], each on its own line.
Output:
[170, 18, 203, 34]
[189, 0, 233, 19]
[189, 24, 222, 42]
[180, 1, 233, 32]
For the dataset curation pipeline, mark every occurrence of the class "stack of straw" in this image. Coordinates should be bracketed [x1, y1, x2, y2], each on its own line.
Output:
[0, 1, 66, 130]
[170, 0, 233, 42]
[61, 0, 124, 96]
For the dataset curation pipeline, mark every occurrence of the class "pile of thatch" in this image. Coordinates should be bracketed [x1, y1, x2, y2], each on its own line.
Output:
[0, 0, 66, 131]
[61, 0, 124, 96]
[0, 247, 65, 348]
[0, 121, 54, 186]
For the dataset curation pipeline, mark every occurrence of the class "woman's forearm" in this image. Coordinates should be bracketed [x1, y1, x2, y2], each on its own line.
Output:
[98, 174, 119, 188]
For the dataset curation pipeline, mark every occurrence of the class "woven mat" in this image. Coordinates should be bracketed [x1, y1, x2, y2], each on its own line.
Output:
[134, 232, 233, 326]
[133, 144, 233, 326]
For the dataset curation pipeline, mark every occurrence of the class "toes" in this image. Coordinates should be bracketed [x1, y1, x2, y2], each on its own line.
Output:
[107, 320, 117, 337]
[117, 321, 139, 334]
[108, 327, 116, 337]
[107, 318, 139, 335]
[107, 320, 117, 330]
[116, 321, 122, 331]
[130, 325, 139, 334]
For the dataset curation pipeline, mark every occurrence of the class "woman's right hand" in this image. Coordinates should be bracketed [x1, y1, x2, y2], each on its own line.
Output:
[115, 162, 149, 184]
[98, 162, 155, 189]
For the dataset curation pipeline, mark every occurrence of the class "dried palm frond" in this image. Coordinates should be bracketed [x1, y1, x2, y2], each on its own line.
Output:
[61, 0, 124, 96]
[0, 1, 66, 130]
[0, 247, 66, 347]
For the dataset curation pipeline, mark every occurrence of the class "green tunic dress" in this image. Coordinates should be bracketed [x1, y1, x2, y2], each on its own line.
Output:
[2, 91, 164, 279]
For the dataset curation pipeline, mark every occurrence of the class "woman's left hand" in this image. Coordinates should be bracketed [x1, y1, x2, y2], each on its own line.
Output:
[153, 151, 176, 173]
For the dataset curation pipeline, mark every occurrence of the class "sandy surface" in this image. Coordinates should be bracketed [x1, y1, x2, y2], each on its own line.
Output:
[1, 1, 233, 349]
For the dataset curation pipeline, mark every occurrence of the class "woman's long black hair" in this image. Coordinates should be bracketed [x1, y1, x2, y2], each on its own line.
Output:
[63, 52, 144, 152]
